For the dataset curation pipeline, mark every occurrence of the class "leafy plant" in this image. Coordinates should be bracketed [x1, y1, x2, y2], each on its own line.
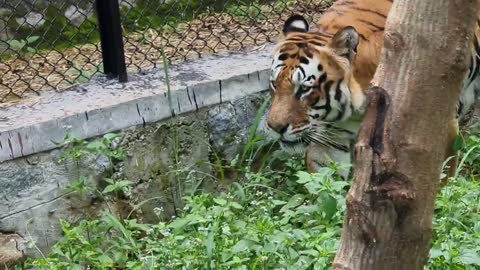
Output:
[59, 132, 125, 165]
[25, 155, 350, 269]
[6, 36, 40, 54]
[22, 126, 480, 269]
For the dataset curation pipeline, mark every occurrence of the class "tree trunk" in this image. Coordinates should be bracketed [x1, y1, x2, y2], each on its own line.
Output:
[333, 1, 478, 269]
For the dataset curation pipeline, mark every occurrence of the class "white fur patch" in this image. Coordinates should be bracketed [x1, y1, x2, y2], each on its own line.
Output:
[290, 20, 308, 31]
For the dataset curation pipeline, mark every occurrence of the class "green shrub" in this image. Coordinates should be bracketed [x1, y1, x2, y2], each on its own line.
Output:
[20, 114, 480, 269]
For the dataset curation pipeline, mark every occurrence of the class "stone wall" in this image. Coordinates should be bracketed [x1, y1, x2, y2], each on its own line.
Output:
[0, 91, 267, 266]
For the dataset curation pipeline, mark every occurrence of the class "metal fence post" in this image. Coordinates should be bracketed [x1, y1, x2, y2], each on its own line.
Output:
[95, 0, 128, 82]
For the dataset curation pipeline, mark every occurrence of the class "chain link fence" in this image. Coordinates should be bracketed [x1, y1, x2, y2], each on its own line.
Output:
[0, 0, 333, 107]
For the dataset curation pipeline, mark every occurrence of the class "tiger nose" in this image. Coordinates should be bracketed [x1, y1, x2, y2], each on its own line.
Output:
[267, 122, 289, 135]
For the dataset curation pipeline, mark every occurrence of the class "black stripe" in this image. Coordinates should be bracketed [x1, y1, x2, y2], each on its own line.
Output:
[278, 53, 288, 60]
[457, 101, 464, 116]
[471, 56, 480, 81]
[312, 105, 328, 110]
[317, 31, 333, 38]
[334, 81, 346, 121]
[318, 73, 327, 85]
[325, 141, 349, 152]
[357, 19, 385, 32]
[350, 6, 388, 19]
[296, 86, 311, 99]
[321, 80, 333, 119]
[334, 80, 343, 102]
[309, 40, 326, 47]
[326, 124, 355, 135]
[323, 80, 334, 92]
[469, 37, 480, 80]
[468, 55, 474, 79]
[297, 65, 306, 78]
[335, 102, 347, 121]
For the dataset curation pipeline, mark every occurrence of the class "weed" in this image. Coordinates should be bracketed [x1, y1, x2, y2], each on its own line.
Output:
[22, 121, 480, 269]
[6, 36, 40, 54]
[18, 50, 480, 270]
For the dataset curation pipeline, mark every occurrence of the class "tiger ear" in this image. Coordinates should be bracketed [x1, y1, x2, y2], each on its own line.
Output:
[283, 14, 309, 35]
[330, 26, 359, 62]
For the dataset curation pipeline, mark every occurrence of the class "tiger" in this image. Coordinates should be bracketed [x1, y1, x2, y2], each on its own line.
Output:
[262, 0, 480, 178]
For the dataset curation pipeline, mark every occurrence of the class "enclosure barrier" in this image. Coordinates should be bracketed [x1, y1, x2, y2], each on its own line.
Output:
[0, 0, 332, 106]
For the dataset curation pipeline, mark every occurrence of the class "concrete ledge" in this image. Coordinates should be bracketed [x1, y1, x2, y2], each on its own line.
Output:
[0, 46, 274, 163]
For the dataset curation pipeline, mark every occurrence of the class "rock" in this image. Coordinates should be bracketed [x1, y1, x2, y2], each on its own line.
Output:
[0, 233, 26, 269]
[125, 112, 212, 223]
[207, 93, 268, 162]
[208, 102, 241, 161]
[0, 150, 112, 258]
[120, 0, 137, 8]
[15, 12, 45, 28]
[64, 5, 92, 27]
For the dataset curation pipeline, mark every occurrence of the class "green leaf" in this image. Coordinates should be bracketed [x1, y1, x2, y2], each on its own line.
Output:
[271, 199, 287, 206]
[291, 229, 309, 240]
[232, 182, 246, 202]
[103, 214, 138, 250]
[7, 39, 26, 50]
[168, 217, 191, 230]
[86, 140, 106, 152]
[230, 202, 244, 210]
[102, 184, 117, 194]
[26, 47, 37, 53]
[429, 248, 444, 259]
[213, 198, 227, 206]
[280, 194, 305, 213]
[97, 254, 113, 266]
[103, 133, 120, 142]
[296, 171, 312, 184]
[318, 191, 337, 220]
[332, 181, 350, 191]
[455, 249, 480, 265]
[116, 180, 133, 189]
[295, 205, 319, 214]
[299, 249, 319, 257]
[71, 264, 84, 270]
[232, 239, 255, 253]
[205, 228, 215, 260]
[26, 36, 40, 43]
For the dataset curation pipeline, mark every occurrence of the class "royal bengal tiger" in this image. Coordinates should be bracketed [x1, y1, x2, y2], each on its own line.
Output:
[263, 0, 480, 178]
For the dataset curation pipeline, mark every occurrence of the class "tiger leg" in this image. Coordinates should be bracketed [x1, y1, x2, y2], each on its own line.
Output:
[305, 144, 351, 179]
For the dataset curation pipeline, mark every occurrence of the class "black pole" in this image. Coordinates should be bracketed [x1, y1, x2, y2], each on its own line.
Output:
[95, 0, 128, 82]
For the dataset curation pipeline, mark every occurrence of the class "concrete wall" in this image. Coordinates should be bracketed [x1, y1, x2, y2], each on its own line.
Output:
[0, 46, 273, 266]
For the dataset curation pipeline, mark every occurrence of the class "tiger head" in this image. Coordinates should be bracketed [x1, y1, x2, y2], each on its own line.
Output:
[265, 14, 366, 154]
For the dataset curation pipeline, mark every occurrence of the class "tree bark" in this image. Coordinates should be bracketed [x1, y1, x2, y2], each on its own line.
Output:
[333, 1, 478, 269]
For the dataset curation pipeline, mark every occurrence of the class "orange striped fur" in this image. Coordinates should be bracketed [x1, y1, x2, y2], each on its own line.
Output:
[263, 0, 480, 178]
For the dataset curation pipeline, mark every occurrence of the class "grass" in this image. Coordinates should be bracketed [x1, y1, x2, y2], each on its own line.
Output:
[11, 115, 480, 269]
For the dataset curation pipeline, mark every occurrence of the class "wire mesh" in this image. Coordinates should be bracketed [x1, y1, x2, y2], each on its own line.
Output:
[0, 0, 332, 107]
